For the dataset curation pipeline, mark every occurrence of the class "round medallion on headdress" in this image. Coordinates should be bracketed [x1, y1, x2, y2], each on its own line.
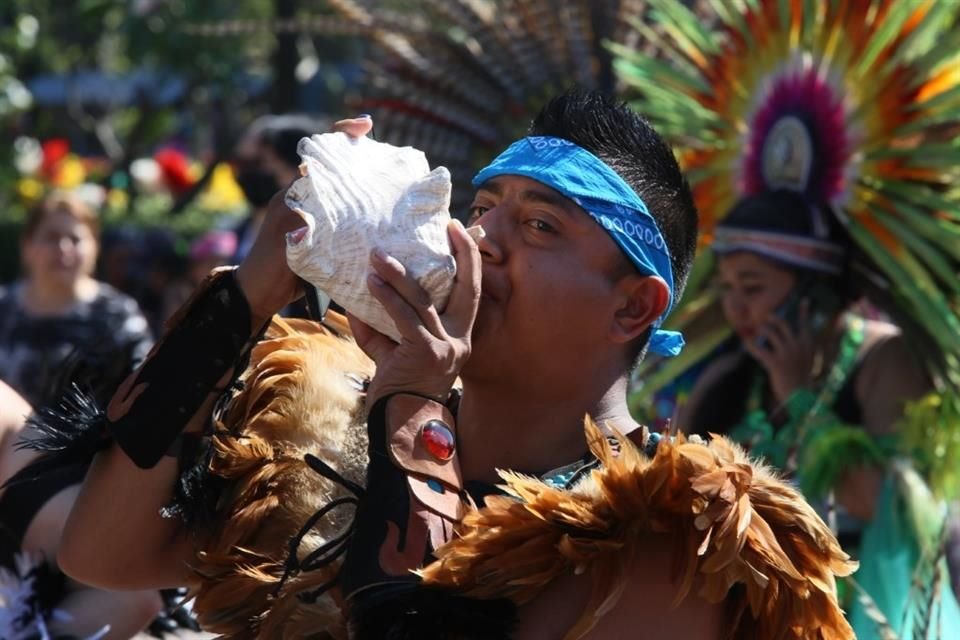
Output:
[742, 59, 851, 206]
[761, 115, 814, 194]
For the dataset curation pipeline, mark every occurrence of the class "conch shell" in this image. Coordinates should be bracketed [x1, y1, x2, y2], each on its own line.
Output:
[285, 132, 456, 341]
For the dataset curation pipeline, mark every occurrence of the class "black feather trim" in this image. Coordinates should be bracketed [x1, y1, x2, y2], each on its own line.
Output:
[159, 434, 223, 530]
[348, 588, 517, 639]
[17, 384, 109, 460]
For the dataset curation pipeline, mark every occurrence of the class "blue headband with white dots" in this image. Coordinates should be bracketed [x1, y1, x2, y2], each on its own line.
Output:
[473, 136, 684, 357]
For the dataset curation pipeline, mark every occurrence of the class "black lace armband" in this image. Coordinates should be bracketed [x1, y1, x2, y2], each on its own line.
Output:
[341, 393, 516, 638]
[105, 268, 266, 469]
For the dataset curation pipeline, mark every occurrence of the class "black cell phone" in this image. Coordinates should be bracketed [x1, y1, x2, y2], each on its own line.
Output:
[758, 278, 840, 348]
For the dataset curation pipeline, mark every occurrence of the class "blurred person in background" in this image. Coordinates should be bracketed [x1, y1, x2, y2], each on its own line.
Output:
[231, 114, 325, 263]
[161, 229, 238, 324]
[0, 192, 154, 409]
[185, 230, 237, 289]
[135, 229, 186, 338]
[0, 379, 163, 639]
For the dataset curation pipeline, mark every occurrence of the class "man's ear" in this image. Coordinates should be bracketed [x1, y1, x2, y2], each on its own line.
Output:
[609, 275, 670, 344]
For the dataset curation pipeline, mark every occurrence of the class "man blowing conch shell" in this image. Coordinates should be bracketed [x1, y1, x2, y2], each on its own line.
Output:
[57, 91, 856, 640]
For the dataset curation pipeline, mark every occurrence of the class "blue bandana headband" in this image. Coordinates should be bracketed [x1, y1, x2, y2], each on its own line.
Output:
[472, 136, 684, 357]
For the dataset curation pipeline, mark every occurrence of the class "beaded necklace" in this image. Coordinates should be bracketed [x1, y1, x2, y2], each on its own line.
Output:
[728, 315, 865, 473]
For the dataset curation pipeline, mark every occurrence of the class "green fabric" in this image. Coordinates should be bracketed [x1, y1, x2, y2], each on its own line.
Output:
[850, 473, 960, 640]
[728, 316, 866, 479]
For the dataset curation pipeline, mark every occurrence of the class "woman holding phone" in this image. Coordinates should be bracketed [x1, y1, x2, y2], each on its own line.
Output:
[677, 189, 960, 639]
[681, 189, 926, 520]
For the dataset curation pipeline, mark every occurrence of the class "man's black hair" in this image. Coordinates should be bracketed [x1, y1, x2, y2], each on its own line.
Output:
[529, 89, 699, 360]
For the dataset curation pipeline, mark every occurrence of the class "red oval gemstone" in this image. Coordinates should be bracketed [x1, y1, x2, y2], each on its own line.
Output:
[420, 420, 455, 461]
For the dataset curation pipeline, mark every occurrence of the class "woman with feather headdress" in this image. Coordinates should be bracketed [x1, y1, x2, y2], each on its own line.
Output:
[616, 1, 960, 637]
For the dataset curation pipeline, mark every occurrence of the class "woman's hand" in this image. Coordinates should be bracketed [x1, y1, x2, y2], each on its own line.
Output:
[743, 301, 816, 404]
[350, 220, 482, 405]
[235, 116, 374, 324]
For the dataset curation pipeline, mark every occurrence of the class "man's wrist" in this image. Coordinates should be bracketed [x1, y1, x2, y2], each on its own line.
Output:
[340, 391, 466, 601]
[366, 383, 453, 412]
[235, 262, 283, 326]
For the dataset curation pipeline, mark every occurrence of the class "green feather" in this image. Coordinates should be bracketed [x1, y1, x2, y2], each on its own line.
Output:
[705, 0, 747, 37]
[908, 28, 960, 89]
[798, 421, 891, 499]
[846, 221, 960, 357]
[855, 0, 923, 78]
[907, 83, 960, 116]
[645, 0, 721, 58]
[897, 392, 960, 502]
[878, 180, 960, 221]
[868, 209, 960, 295]
[607, 43, 712, 96]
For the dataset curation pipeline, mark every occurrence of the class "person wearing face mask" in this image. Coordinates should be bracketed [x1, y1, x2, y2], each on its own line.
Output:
[231, 114, 326, 264]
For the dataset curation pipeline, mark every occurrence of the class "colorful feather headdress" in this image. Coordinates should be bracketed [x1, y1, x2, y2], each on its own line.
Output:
[326, 0, 650, 213]
[616, 0, 960, 393]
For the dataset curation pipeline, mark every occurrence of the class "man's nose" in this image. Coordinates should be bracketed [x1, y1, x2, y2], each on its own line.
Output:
[474, 208, 506, 264]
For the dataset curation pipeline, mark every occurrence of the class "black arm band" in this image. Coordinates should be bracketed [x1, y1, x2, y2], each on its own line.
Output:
[340, 393, 466, 602]
[105, 268, 264, 469]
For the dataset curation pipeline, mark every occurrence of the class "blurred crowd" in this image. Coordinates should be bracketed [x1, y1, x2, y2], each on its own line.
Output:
[0, 113, 323, 639]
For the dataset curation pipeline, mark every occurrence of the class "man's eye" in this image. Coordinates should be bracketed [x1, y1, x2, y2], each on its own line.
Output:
[743, 286, 765, 296]
[525, 219, 555, 233]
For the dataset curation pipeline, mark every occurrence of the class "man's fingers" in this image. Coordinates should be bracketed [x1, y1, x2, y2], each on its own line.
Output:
[333, 116, 373, 138]
[367, 271, 442, 344]
[442, 219, 482, 336]
[743, 337, 775, 370]
[265, 189, 308, 233]
[347, 312, 393, 362]
[369, 249, 446, 337]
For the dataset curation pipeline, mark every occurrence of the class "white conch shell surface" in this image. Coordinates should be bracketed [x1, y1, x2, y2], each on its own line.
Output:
[285, 133, 456, 341]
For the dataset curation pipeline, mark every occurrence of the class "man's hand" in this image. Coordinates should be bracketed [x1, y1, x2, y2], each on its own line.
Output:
[350, 219, 481, 405]
[235, 116, 374, 324]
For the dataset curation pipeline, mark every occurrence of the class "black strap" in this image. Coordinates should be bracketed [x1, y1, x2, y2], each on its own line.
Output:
[106, 269, 265, 469]
[273, 453, 365, 604]
[0, 456, 86, 568]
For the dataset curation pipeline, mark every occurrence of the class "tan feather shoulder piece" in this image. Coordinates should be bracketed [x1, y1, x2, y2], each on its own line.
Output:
[187, 314, 373, 639]
[419, 419, 858, 640]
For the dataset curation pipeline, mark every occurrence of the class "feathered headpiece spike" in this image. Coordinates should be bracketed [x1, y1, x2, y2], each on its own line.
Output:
[327, 0, 649, 213]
